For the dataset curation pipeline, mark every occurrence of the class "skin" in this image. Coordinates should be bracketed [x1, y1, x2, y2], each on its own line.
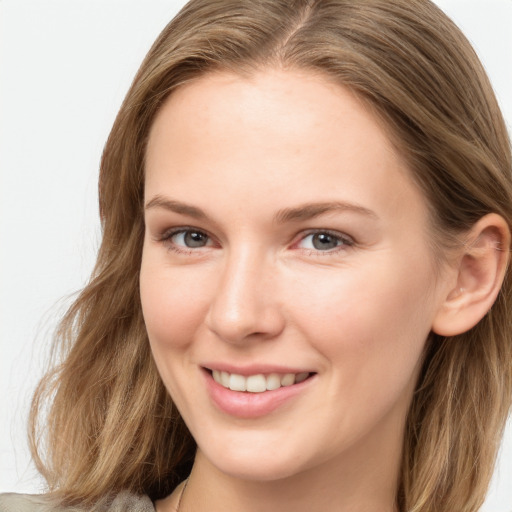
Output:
[140, 69, 457, 512]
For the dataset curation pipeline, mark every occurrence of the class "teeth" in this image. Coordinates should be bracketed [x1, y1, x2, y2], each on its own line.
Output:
[211, 370, 311, 393]
[229, 373, 246, 391]
[266, 373, 281, 391]
[281, 373, 295, 387]
[246, 374, 267, 393]
[220, 371, 230, 387]
[295, 372, 309, 383]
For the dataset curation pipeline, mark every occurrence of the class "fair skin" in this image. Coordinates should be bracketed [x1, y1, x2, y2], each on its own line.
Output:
[140, 69, 509, 512]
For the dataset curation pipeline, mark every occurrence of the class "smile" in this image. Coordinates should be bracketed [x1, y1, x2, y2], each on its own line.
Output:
[204, 367, 316, 418]
[211, 370, 311, 393]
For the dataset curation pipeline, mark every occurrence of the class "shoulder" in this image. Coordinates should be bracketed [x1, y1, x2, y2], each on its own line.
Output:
[0, 491, 155, 512]
[0, 493, 54, 512]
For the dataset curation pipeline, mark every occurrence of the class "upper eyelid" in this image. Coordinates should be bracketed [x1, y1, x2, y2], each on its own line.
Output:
[295, 228, 355, 244]
[153, 227, 213, 252]
[157, 227, 215, 255]
[158, 226, 212, 240]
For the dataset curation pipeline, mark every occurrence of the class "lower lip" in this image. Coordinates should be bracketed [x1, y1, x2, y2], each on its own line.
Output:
[203, 370, 314, 419]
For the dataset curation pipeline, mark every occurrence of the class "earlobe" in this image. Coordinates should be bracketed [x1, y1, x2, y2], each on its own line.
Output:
[432, 213, 510, 337]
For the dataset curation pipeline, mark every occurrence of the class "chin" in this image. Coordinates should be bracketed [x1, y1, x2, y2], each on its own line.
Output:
[197, 441, 312, 482]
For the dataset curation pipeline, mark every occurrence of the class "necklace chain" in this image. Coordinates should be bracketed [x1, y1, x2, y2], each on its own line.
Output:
[175, 478, 189, 512]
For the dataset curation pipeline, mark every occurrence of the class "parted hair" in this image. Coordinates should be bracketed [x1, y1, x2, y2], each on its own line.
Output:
[30, 1, 512, 511]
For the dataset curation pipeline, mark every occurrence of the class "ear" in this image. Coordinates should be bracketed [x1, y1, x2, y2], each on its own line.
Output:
[432, 213, 510, 337]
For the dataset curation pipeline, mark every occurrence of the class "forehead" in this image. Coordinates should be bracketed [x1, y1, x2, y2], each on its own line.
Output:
[144, 68, 427, 230]
[148, 69, 393, 159]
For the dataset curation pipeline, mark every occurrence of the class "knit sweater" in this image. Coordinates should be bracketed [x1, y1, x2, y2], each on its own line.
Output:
[0, 491, 155, 512]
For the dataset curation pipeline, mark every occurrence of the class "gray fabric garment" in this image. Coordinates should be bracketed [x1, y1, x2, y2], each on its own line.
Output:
[0, 491, 155, 512]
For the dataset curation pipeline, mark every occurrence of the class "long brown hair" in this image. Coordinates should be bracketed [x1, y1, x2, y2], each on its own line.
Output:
[30, 1, 512, 511]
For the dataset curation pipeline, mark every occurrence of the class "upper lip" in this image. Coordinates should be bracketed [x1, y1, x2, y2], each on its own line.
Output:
[202, 363, 314, 376]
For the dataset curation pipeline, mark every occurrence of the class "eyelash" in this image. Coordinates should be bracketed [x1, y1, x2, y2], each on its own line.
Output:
[157, 227, 216, 256]
[295, 229, 355, 256]
[157, 227, 355, 256]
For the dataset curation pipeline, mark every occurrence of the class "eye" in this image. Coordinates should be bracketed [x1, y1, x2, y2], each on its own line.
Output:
[172, 229, 210, 248]
[161, 228, 213, 251]
[297, 231, 353, 252]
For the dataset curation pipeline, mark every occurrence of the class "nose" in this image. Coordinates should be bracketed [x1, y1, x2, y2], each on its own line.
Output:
[205, 249, 285, 345]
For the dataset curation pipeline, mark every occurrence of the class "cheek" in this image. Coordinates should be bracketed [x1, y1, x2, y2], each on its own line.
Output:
[295, 258, 433, 331]
[139, 256, 211, 352]
[139, 254, 215, 405]
[296, 263, 435, 443]
[291, 255, 436, 383]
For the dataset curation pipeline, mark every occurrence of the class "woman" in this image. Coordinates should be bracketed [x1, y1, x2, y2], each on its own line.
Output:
[1, 0, 511, 511]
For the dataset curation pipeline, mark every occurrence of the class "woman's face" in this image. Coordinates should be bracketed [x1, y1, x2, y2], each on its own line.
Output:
[140, 69, 451, 482]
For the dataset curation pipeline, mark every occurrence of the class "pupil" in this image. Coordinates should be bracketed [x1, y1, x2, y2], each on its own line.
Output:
[184, 231, 207, 247]
[312, 233, 338, 250]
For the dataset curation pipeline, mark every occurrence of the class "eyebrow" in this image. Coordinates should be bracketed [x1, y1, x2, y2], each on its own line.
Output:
[144, 195, 378, 223]
[274, 201, 378, 223]
[145, 195, 208, 220]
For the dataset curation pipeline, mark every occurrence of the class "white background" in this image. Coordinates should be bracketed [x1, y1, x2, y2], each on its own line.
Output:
[1, 1, 511, 509]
